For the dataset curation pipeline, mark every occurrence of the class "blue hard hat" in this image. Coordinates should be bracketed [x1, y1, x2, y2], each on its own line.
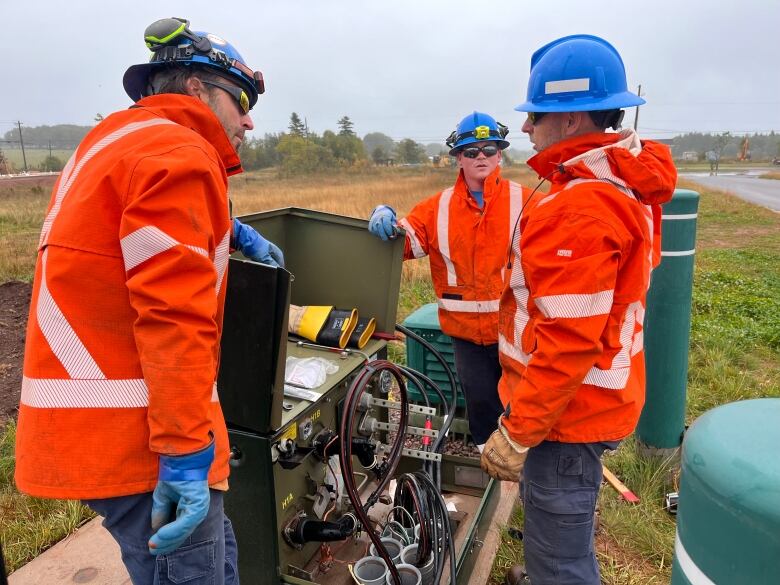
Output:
[446, 112, 510, 156]
[515, 34, 644, 113]
[123, 18, 264, 108]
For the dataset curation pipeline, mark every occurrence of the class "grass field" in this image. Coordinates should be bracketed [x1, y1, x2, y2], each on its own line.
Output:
[1, 149, 74, 172]
[1, 166, 778, 580]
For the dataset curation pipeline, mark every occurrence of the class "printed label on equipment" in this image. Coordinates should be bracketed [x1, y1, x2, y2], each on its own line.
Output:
[280, 424, 297, 441]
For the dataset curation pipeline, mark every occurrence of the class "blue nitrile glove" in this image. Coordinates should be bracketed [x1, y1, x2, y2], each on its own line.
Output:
[148, 441, 215, 556]
[368, 205, 397, 241]
[232, 218, 285, 267]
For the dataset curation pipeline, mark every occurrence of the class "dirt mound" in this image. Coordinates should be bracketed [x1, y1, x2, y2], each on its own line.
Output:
[0, 281, 30, 419]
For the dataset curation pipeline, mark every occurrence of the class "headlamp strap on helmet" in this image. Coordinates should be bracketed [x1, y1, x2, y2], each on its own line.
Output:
[445, 130, 458, 149]
[452, 126, 508, 144]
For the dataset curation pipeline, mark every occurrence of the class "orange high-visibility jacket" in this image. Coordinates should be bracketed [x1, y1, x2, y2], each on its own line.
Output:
[498, 130, 677, 446]
[15, 94, 241, 499]
[398, 167, 531, 345]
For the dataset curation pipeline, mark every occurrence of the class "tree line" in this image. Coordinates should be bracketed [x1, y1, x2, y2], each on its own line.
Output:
[672, 131, 780, 160]
[4, 122, 780, 175]
[1, 114, 437, 175]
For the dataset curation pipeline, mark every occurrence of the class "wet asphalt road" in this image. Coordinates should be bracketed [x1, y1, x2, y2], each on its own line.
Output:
[680, 170, 780, 212]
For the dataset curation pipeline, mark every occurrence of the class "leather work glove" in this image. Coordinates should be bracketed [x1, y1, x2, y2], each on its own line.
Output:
[368, 205, 398, 241]
[148, 441, 215, 556]
[232, 218, 285, 267]
[480, 417, 529, 482]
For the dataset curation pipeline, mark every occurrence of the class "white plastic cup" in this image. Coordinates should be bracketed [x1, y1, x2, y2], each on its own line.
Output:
[369, 537, 403, 564]
[353, 556, 388, 585]
[400, 544, 435, 585]
[384, 563, 422, 585]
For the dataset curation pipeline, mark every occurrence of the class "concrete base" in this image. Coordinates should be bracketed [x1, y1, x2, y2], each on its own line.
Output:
[7, 481, 518, 585]
[636, 442, 681, 461]
[469, 480, 519, 585]
[8, 518, 129, 585]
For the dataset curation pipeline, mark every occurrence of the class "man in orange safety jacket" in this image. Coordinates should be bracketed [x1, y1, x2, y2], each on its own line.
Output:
[14, 18, 275, 584]
[479, 35, 677, 585]
[368, 112, 532, 450]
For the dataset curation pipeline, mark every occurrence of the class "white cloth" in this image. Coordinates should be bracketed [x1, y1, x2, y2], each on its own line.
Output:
[284, 356, 339, 389]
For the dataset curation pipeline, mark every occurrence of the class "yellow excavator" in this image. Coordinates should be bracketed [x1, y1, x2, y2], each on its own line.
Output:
[738, 136, 750, 161]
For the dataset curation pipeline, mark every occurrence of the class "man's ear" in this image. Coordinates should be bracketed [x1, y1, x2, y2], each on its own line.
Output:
[563, 112, 583, 137]
[184, 76, 206, 99]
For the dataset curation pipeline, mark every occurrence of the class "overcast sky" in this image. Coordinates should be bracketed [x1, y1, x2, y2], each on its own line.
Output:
[2, 0, 778, 150]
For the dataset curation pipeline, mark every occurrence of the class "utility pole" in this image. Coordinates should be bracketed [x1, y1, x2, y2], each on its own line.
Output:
[633, 84, 642, 132]
[17, 121, 28, 173]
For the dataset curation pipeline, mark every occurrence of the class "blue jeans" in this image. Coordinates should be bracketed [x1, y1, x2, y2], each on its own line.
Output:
[84, 490, 239, 585]
[520, 441, 619, 585]
[452, 337, 504, 445]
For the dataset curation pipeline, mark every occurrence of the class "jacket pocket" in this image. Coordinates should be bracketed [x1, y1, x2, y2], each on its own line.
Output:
[159, 538, 217, 584]
[525, 482, 596, 559]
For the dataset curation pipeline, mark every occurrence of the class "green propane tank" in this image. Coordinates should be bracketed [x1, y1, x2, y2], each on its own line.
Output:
[637, 189, 700, 455]
[672, 398, 780, 584]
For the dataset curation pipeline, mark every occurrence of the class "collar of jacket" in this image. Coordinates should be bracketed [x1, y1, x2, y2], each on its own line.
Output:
[131, 94, 244, 176]
[527, 129, 676, 206]
[454, 164, 503, 201]
[527, 130, 629, 181]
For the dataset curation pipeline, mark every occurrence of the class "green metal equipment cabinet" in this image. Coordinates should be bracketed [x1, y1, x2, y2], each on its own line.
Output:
[672, 398, 780, 584]
[403, 303, 465, 408]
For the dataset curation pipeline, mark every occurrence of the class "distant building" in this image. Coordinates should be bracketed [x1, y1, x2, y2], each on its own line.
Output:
[682, 151, 699, 162]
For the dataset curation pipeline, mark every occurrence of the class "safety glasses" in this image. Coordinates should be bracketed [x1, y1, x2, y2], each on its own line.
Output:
[201, 79, 251, 114]
[461, 144, 499, 159]
[527, 112, 548, 125]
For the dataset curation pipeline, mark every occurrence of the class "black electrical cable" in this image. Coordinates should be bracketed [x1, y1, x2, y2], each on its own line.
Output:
[398, 365, 448, 479]
[415, 470, 456, 585]
[395, 323, 457, 446]
[394, 470, 456, 585]
[339, 360, 408, 585]
[398, 365, 431, 409]
[396, 323, 458, 488]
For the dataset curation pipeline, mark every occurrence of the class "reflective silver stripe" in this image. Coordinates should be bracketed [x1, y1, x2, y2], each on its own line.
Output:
[630, 330, 644, 357]
[120, 226, 209, 271]
[582, 365, 630, 389]
[37, 249, 105, 380]
[21, 376, 219, 408]
[509, 182, 522, 230]
[545, 78, 589, 94]
[499, 333, 529, 366]
[508, 214, 531, 353]
[22, 376, 147, 408]
[436, 188, 457, 286]
[535, 290, 614, 319]
[398, 218, 425, 259]
[662, 250, 696, 257]
[39, 119, 176, 248]
[215, 229, 231, 295]
[437, 298, 500, 313]
[675, 532, 716, 585]
[503, 182, 523, 282]
[583, 301, 643, 388]
[662, 213, 698, 220]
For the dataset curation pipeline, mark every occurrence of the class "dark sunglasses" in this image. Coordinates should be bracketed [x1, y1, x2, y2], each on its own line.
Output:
[201, 79, 251, 114]
[527, 112, 548, 125]
[461, 144, 499, 159]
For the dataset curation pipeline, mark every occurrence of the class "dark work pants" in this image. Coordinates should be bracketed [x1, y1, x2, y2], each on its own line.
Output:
[520, 440, 619, 585]
[84, 490, 239, 585]
[452, 337, 504, 445]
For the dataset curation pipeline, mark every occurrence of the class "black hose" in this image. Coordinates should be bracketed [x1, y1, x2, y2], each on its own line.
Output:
[340, 360, 408, 585]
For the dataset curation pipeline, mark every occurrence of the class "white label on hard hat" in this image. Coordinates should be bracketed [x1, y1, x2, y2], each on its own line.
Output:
[545, 78, 590, 94]
[206, 34, 227, 46]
